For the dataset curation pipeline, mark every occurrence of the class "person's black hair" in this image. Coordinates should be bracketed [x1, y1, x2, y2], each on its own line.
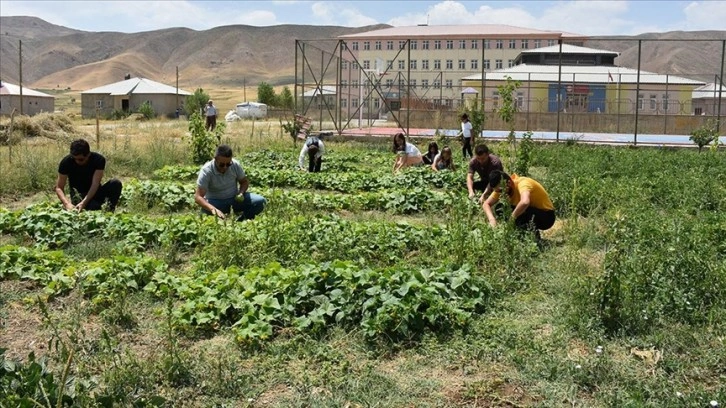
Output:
[461, 113, 469, 121]
[474, 144, 490, 156]
[488, 170, 511, 189]
[215, 144, 233, 158]
[70, 139, 90, 156]
[427, 141, 439, 153]
[392, 133, 406, 153]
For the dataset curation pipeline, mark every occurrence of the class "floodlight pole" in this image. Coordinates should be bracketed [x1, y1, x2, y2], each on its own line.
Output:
[556, 39, 562, 142]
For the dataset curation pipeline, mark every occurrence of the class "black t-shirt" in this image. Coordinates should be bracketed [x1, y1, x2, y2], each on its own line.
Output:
[467, 154, 503, 181]
[58, 152, 106, 197]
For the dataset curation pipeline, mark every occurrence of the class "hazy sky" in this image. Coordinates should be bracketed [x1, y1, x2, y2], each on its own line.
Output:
[1, 0, 725, 36]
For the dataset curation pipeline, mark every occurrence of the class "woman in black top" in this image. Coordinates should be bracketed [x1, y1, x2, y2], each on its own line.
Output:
[422, 141, 439, 165]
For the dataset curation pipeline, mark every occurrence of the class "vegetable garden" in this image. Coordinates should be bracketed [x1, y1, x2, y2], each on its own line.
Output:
[1, 122, 724, 407]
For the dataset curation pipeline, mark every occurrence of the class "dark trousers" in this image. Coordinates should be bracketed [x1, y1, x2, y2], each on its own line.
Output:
[73, 179, 123, 211]
[308, 156, 322, 172]
[515, 207, 556, 232]
[462, 137, 473, 159]
[472, 180, 488, 193]
[206, 115, 217, 131]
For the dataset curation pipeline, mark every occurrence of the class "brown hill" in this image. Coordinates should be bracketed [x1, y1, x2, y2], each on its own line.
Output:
[1, 16, 724, 91]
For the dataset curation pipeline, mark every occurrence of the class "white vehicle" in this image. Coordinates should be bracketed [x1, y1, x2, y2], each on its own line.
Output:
[235, 102, 268, 119]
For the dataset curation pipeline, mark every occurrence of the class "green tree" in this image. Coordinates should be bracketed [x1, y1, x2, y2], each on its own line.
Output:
[186, 112, 217, 164]
[496, 76, 522, 170]
[689, 119, 719, 152]
[185, 88, 210, 117]
[279, 86, 294, 109]
[257, 82, 277, 106]
[138, 101, 155, 119]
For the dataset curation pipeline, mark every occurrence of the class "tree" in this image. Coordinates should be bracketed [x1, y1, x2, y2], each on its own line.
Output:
[138, 101, 155, 119]
[689, 120, 719, 152]
[185, 88, 210, 117]
[257, 82, 277, 106]
[496, 76, 522, 171]
[278, 86, 294, 109]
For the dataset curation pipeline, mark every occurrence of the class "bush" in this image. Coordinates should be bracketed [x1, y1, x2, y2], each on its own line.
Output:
[138, 101, 155, 119]
[187, 112, 216, 164]
[689, 120, 718, 152]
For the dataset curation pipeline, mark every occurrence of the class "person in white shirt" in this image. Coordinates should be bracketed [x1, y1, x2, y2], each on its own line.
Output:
[392, 132, 423, 173]
[459, 113, 473, 159]
[298, 136, 325, 172]
[204, 100, 218, 131]
[431, 146, 456, 171]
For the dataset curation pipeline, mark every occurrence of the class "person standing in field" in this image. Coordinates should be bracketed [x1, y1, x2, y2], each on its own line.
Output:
[392, 132, 423, 172]
[55, 139, 122, 212]
[204, 100, 218, 131]
[467, 144, 503, 201]
[194, 144, 266, 220]
[431, 146, 456, 171]
[482, 170, 555, 241]
[459, 113, 474, 159]
[298, 136, 325, 172]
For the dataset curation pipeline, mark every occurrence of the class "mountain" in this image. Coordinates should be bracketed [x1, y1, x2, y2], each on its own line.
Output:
[1, 16, 724, 91]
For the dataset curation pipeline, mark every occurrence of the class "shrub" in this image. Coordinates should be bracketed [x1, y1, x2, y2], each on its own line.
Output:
[187, 112, 216, 164]
[138, 101, 155, 119]
[689, 120, 718, 152]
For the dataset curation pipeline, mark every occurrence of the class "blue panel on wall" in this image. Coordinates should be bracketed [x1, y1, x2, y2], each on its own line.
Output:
[589, 85, 606, 112]
[548, 84, 566, 112]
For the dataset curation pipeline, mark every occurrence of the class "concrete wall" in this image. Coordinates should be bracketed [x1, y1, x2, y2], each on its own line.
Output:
[0, 95, 55, 116]
[82, 93, 184, 118]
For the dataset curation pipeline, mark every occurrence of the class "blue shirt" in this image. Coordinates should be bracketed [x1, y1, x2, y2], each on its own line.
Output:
[196, 159, 246, 200]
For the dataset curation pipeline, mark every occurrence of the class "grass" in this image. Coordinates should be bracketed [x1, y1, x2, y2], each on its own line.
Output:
[1, 114, 725, 407]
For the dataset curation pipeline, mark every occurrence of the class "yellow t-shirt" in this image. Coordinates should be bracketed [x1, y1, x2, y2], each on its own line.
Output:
[491, 174, 554, 211]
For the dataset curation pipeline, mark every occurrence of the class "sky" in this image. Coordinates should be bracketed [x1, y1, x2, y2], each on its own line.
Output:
[1, 0, 725, 36]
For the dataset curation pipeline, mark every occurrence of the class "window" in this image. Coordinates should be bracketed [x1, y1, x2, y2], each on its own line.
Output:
[508, 59, 514, 68]
[341, 99, 347, 108]
[363, 60, 370, 69]
[387, 60, 393, 69]
[352, 42, 359, 50]
[434, 40, 441, 49]
[458, 59, 466, 69]
[471, 59, 478, 70]
[411, 40, 417, 50]
[410, 80, 417, 89]
[434, 59, 441, 69]
[341, 80, 348, 88]
[534, 39, 541, 48]
[493, 91, 499, 108]
[352, 80, 358, 87]
[410, 60, 417, 70]
[695, 107, 703, 115]
[484, 39, 490, 49]
[445, 80, 453, 88]
[638, 94, 644, 110]
[386, 79, 393, 87]
[375, 41, 381, 50]
[483, 59, 490, 70]
[662, 94, 669, 111]
[363, 41, 370, 50]
[399, 40, 406, 49]
[496, 39, 503, 49]
[374, 98, 380, 108]
[422, 59, 429, 70]
[446, 59, 453, 69]
[495, 59, 503, 69]
[398, 60, 405, 69]
[548, 39, 556, 46]
[341, 61, 348, 70]
[387, 41, 393, 50]
[649, 94, 657, 110]
[459, 40, 466, 49]
[398, 79, 405, 87]
[444, 99, 453, 108]
[446, 40, 453, 49]
[95, 100, 103, 108]
[422, 40, 430, 50]
[471, 40, 479, 49]
[517, 92, 524, 109]
[433, 80, 441, 89]
[352, 98, 358, 107]
[352, 62, 359, 70]
[422, 79, 429, 89]
[522, 39, 529, 49]
[509, 39, 516, 49]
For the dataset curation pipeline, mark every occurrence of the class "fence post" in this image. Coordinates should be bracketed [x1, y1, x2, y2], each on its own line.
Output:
[634, 40, 642, 145]
[717, 40, 725, 133]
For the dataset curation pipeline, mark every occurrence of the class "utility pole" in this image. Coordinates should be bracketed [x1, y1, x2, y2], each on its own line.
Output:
[176, 66, 179, 116]
[19, 40, 23, 115]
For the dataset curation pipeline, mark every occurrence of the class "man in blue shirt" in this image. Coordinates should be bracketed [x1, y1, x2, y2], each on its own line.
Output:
[194, 145, 266, 220]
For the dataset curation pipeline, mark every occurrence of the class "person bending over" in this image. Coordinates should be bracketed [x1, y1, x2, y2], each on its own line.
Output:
[392, 132, 423, 173]
[298, 136, 325, 172]
[466, 144, 502, 201]
[194, 145, 266, 221]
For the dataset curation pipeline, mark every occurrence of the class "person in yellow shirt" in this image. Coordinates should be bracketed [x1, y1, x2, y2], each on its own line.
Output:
[482, 170, 555, 236]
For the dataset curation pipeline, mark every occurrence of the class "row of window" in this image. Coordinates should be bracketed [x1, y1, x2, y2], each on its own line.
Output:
[340, 79, 456, 89]
[348, 39, 557, 51]
[638, 94, 671, 111]
[339, 98, 456, 108]
[342, 58, 515, 71]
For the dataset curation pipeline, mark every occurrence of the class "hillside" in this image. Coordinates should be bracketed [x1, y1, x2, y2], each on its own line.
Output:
[1, 16, 724, 91]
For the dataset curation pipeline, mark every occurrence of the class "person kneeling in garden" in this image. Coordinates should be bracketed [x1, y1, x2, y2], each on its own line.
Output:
[481, 170, 555, 241]
[55, 138, 122, 212]
[194, 145, 266, 220]
[298, 136, 325, 172]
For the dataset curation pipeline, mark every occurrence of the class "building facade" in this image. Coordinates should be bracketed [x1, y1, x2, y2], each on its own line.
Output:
[80, 77, 191, 118]
[0, 82, 55, 116]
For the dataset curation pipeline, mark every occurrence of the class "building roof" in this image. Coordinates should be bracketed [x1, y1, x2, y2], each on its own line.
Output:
[519, 43, 619, 57]
[0, 82, 54, 98]
[301, 86, 336, 97]
[339, 24, 584, 39]
[81, 77, 191, 96]
[462, 64, 705, 86]
[692, 83, 726, 99]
